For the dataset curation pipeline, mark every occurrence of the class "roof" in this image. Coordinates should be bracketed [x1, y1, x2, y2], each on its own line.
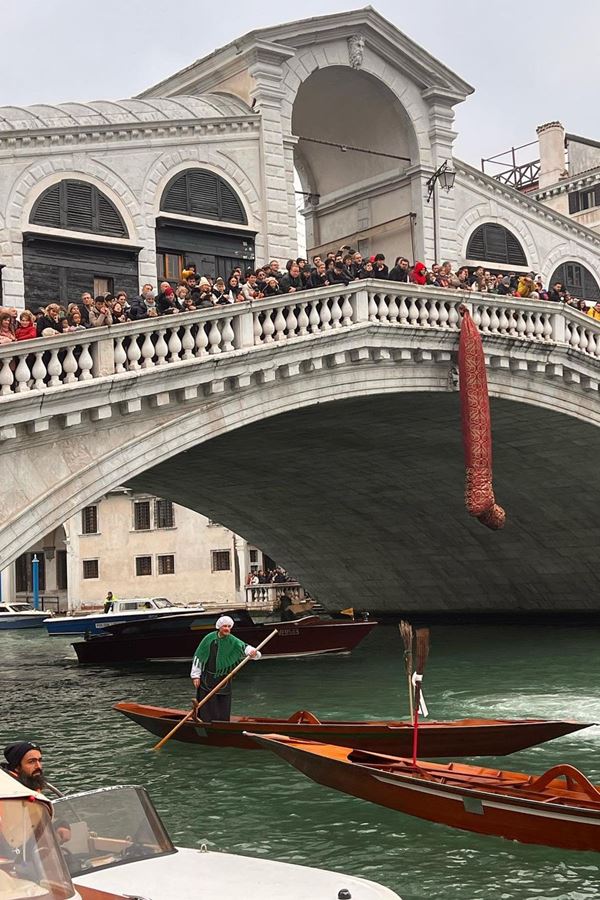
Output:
[139, 7, 474, 101]
[0, 95, 253, 133]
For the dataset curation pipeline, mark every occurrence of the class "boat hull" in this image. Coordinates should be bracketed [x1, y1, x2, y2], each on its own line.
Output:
[253, 736, 600, 852]
[114, 702, 592, 756]
[0, 615, 47, 630]
[46, 606, 204, 636]
[74, 618, 376, 664]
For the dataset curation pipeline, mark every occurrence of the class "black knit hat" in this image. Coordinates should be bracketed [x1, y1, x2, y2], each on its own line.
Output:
[4, 742, 41, 770]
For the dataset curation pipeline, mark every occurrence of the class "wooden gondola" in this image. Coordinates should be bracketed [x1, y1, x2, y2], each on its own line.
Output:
[114, 701, 592, 756]
[249, 734, 600, 852]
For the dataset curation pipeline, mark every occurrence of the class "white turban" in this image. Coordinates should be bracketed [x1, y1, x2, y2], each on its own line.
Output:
[216, 615, 234, 629]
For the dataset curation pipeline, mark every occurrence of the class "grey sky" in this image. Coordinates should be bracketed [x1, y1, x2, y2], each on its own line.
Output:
[2, 0, 599, 167]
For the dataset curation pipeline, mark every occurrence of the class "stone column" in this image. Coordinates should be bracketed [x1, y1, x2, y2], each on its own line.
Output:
[0, 564, 16, 604]
[423, 89, 461, 265]
[0, 231, 25, 309]
[233, 534, 249, 606]
[537, 122, 566, 188]
[248, 43, 298, 262]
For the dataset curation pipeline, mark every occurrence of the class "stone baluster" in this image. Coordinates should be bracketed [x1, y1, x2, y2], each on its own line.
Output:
[47, 349, 62, 387]
[286, 305, 298, 337]
[497, 307, 509, 334]
[221, 317, 234, 352]
[407, 296, 419, 326]
[447, 303, 459, 330]
[471, 305, 482, 327]
[330, 294, 342, 328]
[437, 301, 448, 329]
[308, 299, 320, 333]
[262, 309, 275, 343]
[387, 294, 399, 324]
[195, 323, 209, 357]
[181, 325, 195, 360]
[418, 298, 429, 327]
[398, 295, 409, 325]
[0, 358, 13, 394]
[273, 306, 287, 341]
[78, 344, 93, 380]
[14, 354, 31, 392]
[515, 310, 527, 340]
[489, 306, 500, 334]
[167, 327, 182, 362]
[479, 306, 491, 333]
[428, 299, 440, 328]
[141, 332, 155, 368]
[320, 298, 332, 330]
[127, 336, 142, 370]
[376, 294, 388, 323]
[586, 329, 596, 356]
[114, 338, 127, 374]
[533, 313, 545, 342]
[208, 319, 222, 354]
[578, 326, 589, 353]
[368, 293, 378, 322]
[506, 308, 518, 336]
[542, 315, 553, 343]
[155, 329, 169, 365]
[62, 347, 78, 383]
[341, 294, 353, 326]
[253, 310, 263, 345]
[297, 302, 309, 335]
[32, 352, 47, 390]
[568, 322, 580, 349]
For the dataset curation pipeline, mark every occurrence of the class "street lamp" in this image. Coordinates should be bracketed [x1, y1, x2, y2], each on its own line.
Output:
[426, 160, 456, 262]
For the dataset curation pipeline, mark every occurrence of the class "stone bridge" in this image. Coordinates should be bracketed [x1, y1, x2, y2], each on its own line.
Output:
[3, 279, 600, 615]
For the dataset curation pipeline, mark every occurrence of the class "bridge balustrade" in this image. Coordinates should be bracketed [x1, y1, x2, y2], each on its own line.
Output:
[0, 280, 596, 396]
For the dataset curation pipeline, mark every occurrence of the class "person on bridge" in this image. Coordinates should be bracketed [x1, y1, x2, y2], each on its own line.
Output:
[190, 615, 261, 722]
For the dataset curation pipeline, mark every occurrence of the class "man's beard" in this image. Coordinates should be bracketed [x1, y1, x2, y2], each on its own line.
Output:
[21, 771, 45, 790]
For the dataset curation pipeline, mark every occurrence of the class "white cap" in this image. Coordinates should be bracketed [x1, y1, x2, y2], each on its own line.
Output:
[216, 615, 234, 629]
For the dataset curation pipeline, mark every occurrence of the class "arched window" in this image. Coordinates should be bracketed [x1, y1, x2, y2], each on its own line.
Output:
[161, 169, 247, 225]
[466, 223, 527, 267]
[30, 180, 128, 238]
[550, 261, 600, 302]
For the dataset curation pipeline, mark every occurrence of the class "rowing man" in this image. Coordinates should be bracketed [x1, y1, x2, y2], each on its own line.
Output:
[190, 615, 261, 722]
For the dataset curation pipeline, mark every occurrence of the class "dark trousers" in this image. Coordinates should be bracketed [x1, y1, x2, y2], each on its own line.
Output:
[196, 684, 232, 722]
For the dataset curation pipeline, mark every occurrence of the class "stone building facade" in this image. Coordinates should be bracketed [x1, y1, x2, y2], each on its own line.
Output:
[1, 8, 599, 310]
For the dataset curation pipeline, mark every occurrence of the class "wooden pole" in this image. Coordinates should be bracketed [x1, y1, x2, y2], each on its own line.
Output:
[398, 621, 414, 718]
[153, 629, 278, 750]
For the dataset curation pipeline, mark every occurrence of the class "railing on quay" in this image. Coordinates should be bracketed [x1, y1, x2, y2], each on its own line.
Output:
[245, 581, 306, 608]
[1, 279, 599, 397]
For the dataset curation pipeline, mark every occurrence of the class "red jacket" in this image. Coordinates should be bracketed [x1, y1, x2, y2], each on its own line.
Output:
[15, 323, 38, 341]
[410, 262, 428, 285]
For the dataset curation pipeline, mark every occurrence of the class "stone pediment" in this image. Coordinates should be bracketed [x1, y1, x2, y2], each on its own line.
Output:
[138, 7, 474, 105]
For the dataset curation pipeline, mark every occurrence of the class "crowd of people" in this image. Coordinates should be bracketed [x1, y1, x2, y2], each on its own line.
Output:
[245, 566, 293, 586]
[1, 249, 598, 345]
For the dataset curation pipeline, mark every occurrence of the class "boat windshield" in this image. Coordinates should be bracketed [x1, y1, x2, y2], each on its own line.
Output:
[0, 796, 74, 899]
[7, 605, 33, 613]
[52, 786, 174, 877]
[152, 599, 173, 608]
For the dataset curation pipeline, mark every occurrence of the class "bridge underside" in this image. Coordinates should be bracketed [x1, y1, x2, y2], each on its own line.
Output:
[128, 393, 600, 618]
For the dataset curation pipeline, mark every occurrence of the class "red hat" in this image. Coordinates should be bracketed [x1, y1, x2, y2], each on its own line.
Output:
[164, 287, 174, 296]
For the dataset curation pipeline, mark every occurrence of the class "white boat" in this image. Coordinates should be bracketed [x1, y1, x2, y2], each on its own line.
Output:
[45, 595, 205, 636]
[53, 784, 402, 900]
[0, 600, 48, 630]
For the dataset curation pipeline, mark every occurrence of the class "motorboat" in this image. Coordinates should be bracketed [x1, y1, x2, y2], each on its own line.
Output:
[52, 783, 402, 899]
[0, 600, 48, 630]
[72, 609, 377, 664]
[45, 596, 205, 636]
[114, 700, 592, 756]
[251, 734, 600, 852]
[0, 767, 80, 899]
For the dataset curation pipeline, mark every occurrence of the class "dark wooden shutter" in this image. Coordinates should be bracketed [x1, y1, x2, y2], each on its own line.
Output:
[30, 180, 128, 238]
[467, 223, 527, 266]
[568, 192, 580, 214]
[161, 169, 247, 224]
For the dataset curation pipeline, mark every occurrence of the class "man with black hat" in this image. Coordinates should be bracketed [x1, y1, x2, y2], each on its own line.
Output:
[2, 742, 45, 790]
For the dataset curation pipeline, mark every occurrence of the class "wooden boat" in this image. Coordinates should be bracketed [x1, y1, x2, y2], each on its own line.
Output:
[114, 701, 592, 756]
[73, 611, 376, 665]
[250, 734, 600, 851]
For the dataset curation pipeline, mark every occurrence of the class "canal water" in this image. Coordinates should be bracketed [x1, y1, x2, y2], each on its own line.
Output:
[1, 624, 599, 899]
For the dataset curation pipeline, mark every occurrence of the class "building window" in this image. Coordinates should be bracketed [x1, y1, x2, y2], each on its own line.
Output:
[212, 550, 231, 572]
[568, 186, 600, 214]
[550, 261, 600, 302]
[157, 253, 183, 283]
[466, 223, 527, 267]
[30, 180, 128, 238]
[133, 501, 151, 531]
[81, 505, 98, 535]
[249, 549, 258, 564]
[161, 169, 247, 225]
[158, 554, 175, 575]
[15, 553, 46, 593]
[94, 276, 114, 296]
[155, 499, 175, 529]
[135, 556, 153, 576]
[82, 559, 99, 579]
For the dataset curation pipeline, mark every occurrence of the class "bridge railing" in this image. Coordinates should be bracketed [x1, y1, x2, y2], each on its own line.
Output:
[0, 280, 598, 396]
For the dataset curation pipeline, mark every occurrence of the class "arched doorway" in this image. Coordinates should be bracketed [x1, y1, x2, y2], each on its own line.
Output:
[292, 66, 418, 263]
[155, 168, 256, 283]
[23, 179, 138, 309]
[550, 260, 600, 301]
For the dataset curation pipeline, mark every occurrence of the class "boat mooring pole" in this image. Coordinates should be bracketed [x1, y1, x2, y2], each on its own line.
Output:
[32, 555, 39, 610]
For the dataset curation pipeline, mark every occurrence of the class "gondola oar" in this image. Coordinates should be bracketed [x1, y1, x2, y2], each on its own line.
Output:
[398, 620, 414, 718]
[153, 629, 278, 750]
[411, 627, 430, 765]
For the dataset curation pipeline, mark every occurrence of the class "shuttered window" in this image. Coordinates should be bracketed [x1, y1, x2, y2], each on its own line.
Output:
[161, 170, 247, 225]
[81, 506, 98, 535]
[155, 499, 175, 529]
[551, 261, 600, 302]
[466, 224, 527, 266]
[133, 501, 151, 531]
[30, 180, 128, 238]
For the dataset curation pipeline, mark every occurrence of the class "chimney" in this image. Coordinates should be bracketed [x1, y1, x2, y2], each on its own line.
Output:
[536, 122, 566, 188]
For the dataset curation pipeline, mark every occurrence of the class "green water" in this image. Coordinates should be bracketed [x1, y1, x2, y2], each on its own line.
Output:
[2, 625, 600, 899]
